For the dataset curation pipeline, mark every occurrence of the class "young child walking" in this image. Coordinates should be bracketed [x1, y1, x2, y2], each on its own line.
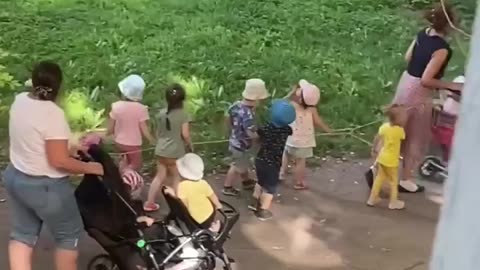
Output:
[280, 79, 332, 190]
[165, 153, 222, 230]
[367, 104, 406, 210]
[223, 78, 269, 196]
[249, 99, 296, 220]
[144, 84, 193, 212]
[107, 74, 155, 172]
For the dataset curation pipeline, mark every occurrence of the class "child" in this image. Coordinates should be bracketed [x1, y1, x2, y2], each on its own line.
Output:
[223, 78, 269, 196]
[279, 80, 332, 190]
[249, 99, 296, 220]
[367, 104, 406, 210]
[144, 84, 193, 212]
[165, 153, 222, 230]
[107, 74, 155, 172]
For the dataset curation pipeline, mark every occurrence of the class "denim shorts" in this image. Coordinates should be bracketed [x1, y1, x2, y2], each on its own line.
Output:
[2, 165, 82, 250]
[254, 159, 280, 194]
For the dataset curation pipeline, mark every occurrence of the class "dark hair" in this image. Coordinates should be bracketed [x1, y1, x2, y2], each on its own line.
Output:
[424, 3, 455, 33]
[165, 83, 186, 130]
[31, 61, 63, 101]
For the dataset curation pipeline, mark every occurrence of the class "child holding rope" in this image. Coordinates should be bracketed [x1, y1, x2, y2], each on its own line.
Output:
[144, 84, 193, 212]
[280, 80, 332, 190]
[249, 99, 295, 220]
[223, 79, 269, 196]
[107, 74, 155, 172]
[367, 104, 406, 210]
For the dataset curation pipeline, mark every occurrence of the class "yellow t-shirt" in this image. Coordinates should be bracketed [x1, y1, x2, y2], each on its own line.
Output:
[177, 179, 215, 224]
[376, 123, 405, 168]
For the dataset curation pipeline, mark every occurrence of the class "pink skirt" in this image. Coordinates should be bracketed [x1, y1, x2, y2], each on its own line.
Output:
[392, 72, 433, 167]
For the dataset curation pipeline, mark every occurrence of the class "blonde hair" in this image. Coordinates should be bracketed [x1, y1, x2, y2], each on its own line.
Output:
[384, 104, 405, 126]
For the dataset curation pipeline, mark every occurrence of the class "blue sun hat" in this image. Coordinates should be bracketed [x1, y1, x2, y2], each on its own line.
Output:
[270, 99, 296, 128]
[118, 74, 146, 101]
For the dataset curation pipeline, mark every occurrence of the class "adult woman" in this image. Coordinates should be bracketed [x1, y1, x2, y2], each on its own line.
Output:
[393, 4, 463, 193]
[3, 61, 104, 270]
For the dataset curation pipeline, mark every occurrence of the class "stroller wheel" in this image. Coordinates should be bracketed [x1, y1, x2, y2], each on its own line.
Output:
[87, 254, 117, 270]
[419, 156, 443, 179]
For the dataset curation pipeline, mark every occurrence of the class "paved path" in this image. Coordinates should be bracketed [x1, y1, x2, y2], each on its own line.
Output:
[0, 158, 443, 270]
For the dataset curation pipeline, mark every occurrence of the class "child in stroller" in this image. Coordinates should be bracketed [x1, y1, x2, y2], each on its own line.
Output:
[419, 75, 464, 180]
[74, 144, 239, 270]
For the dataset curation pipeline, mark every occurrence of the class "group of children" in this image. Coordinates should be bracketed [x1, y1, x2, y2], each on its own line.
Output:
[104, 74, 332, 223]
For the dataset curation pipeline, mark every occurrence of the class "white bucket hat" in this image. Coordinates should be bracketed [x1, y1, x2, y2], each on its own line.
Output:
[242, 78, 269, 100]
[176, 153, 204, 181]
[118, 74, 146, 101]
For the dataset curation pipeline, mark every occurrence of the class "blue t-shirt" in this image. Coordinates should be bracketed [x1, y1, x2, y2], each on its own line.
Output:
[227, 101, 256, 151]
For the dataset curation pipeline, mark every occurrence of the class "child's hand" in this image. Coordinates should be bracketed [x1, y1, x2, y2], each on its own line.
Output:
[136, 216, 155, 227]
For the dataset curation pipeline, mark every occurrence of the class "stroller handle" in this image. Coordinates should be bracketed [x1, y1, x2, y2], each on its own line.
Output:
[217, 200, 238, 217]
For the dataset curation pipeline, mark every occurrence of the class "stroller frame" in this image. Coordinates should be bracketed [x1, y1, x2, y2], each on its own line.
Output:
[419, 102, 457, 181]
[75, 146, 239, 270]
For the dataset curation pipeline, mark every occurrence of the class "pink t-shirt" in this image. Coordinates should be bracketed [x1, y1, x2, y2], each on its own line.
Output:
[110, 101, 149, 146]
[9, 92, 71, 178]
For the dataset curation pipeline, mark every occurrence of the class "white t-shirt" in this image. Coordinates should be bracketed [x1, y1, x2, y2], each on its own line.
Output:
[9, 92, 71, 178]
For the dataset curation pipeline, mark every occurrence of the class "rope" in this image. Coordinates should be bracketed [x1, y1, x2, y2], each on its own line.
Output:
[440, 0, 472, 38]
[439, 0, 472, 58]
[107, 125, 379, 156]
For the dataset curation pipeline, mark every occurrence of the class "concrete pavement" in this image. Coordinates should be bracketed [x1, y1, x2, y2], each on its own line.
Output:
[0, 158, 443, 270]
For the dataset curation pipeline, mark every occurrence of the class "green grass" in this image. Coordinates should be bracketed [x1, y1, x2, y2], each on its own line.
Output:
[0, 0, 473, 165]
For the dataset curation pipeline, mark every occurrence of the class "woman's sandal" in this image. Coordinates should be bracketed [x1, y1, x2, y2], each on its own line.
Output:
[293, 183, 309, 190]
[398, 180, 425, 193]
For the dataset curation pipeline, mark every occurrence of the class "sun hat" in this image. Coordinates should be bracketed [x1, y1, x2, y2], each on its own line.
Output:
[242, 78, 270, 100]
[176, 153, 204, 181]
[118, 74, 146, 101]
[270, 99, 296, 128]
[299, 79, 320, 106]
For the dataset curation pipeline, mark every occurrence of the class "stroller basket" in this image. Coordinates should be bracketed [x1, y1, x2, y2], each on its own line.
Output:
[432, 105, 457, 129]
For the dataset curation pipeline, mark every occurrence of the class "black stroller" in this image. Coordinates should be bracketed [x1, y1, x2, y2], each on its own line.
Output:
[74, 145, 239, 270]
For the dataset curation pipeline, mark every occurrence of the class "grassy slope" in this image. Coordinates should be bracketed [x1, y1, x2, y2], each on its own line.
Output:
[0, 0, 469, 162]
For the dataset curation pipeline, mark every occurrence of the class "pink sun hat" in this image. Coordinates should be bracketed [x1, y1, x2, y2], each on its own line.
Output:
[299, 79, 320, 106]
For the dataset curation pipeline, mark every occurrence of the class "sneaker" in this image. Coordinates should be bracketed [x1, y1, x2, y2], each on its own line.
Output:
[143, 202, 160, 212]
[388, 200, 405, 210]
[222, 187, 240, 197]
[242, 179, 256, 190]
[366, 197, 381, 207]
[255, 209, 273, 221]
[248, 197, 259, 211]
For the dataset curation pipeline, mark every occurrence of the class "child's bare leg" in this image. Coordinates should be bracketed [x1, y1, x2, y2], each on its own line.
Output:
[248, 184, 263, 211]
[223, 164, 241, 196]
[293, 158, 306, 188]
[145, 162, 166, 211]
[168, 165, 181, 191]
[279, 151, 289, 180]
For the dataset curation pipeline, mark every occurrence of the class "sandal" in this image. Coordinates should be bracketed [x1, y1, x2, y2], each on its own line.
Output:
[293, 183, 308, 190]
[398, 180, 425, 193]
[143, 203, 160, 212]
